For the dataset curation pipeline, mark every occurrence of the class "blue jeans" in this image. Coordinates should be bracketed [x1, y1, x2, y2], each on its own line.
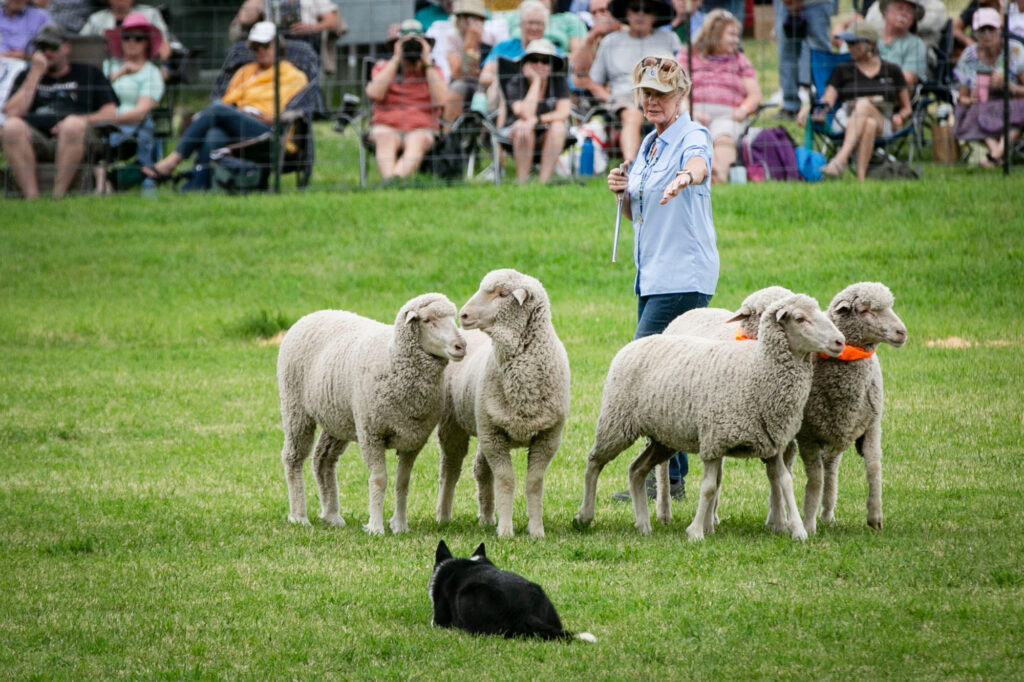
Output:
[774, 0, 835, 113]
[175, 102, 271, 190]
[635, 292, 713, 482]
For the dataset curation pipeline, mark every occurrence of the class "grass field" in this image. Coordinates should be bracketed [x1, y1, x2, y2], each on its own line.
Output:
[1, 176, 1022, 680]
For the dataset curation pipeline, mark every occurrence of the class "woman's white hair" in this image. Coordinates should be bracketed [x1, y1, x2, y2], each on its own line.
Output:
[519, 0, 550, 22]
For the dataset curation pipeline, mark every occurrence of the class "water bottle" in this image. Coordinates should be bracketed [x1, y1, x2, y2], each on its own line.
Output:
[470, 89, 488, 114]
[579, 136, 594, 177]
[728, 164, 747, 184]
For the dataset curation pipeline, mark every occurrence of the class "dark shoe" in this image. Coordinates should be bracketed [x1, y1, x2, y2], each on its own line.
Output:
[773, 108, 798, 121]
[141, 165, 174, 185]
[611, 476, 685, 501]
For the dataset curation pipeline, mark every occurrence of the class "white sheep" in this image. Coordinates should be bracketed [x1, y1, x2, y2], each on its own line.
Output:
[277, 293, 466, 535]
[771, 282, 907, 535]
[574, 294, 845, 541]
[435, 269, 570, 539]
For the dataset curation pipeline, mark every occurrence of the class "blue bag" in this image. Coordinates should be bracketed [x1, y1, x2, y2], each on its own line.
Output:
[796, 116, 826, 182]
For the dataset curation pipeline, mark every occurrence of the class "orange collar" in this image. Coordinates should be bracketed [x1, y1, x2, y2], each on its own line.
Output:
[735, 326, 751, 341]
[820, 345, 876, 361]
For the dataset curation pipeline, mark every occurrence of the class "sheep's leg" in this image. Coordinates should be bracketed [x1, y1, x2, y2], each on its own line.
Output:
[766, 453, 807, 541]
[655, 461, 671, 526]
[766, 442, 798, 533]
[388, 449, 418, 534]
[281, 414, 317, 526]
[436, 421, 471, 523]
[573, 419, 635, 527]
[360, 437, 388, 536]
[799, 445, 825, 536]
[629, 441, 673, 533]
[687, 457, 721, 541]
[524, 428, 561, 539]
[820, 452, 843, 526]
[858, 419, 884, 530]
[711, 460, 724, 528]
[472, 446, 495, 527]
[312, 431, 349, 527]
[478, 431, 515, 538]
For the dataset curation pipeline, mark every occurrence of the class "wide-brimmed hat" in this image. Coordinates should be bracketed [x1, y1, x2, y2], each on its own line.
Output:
[879, 0, 925, 23]
[386, 19, 437, 50]
[105, 12, 163, 59]
[519, 38, 567, 72]
[248, 21, 276, 44]
[452, 0, 486, 20]
[31, 22, 68, 48]
[972, 7, 1001, 31]
[610, 0, 674, 28]
[837, 21, 880, 44]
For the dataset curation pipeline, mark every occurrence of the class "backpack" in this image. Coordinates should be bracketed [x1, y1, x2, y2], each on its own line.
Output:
[211, 155, 264, 194]
[742, 127, 802, 182]
[430, 130, 468, 183]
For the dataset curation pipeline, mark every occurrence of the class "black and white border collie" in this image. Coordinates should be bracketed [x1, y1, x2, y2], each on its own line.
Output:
[428, 540, 596, 642]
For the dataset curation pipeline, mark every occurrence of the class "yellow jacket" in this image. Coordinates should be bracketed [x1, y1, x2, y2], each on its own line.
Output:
[220, 61, 309, 118]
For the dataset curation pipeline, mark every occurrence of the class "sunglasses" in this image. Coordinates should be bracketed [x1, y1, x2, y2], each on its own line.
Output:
[628, 1, 656, 13]
[249, 41, 272, 50]
[122, 33, 149, 42]
[524, 55, 550, 64]
[36, 41, 61, 52]
[639, 56, 680, 73]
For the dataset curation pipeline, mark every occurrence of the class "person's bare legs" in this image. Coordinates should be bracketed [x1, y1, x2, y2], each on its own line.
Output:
[619, 106, 644, 164]
[53, 115, 90, 199]
[537, 120, 566, 184]
[510, 119, 536, 183]
[147, 150, 184, 177]
[443, 90, 464, 128]
[369, 125, 401, 179]
[1, 117, 40, 199]
[392, 129, 435, 178]
[854, 115, 879, 181]
[829, 99, 883, 177]
[712, 135, 737, 183]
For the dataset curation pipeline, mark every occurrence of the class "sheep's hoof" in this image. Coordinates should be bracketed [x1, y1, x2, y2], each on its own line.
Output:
[389, 517, 409, 534]
[478, 514, 495, 527]
[362, 523, 385, 536]
[288, 514, 312, 526]
[319, 513, 346, 528]
[867, 516, 883, 531]
[496, 524, 514, 539]
[803, 518, 817, 536]
[821, 511, 837, 525]
[572, 514, 592, 529]
[789, 524, 808, 541]
[528, 524, 545, 539]
[634, 521, 652, 536]
[685, 525, 704, 542]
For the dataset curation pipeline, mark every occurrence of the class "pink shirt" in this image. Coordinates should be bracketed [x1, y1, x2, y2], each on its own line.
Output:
[676, 49, 755, 108]
[370, 61, 438, 132]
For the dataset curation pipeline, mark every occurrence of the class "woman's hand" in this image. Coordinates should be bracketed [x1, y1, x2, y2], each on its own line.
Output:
[732, 105, 749, 122]
[660, 169, 692, 204]
[892, 112, 904, 128]
[607, 164, 628, 193]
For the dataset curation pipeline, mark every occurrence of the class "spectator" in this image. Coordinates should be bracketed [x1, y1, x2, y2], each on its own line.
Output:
[480, 0, 550, 91]
[954, 0, 1004, 54]
[96, 12, 164, 187]
[860, 0, 945, 55]
[875, 0, 927, 89]
[365, 19, 446, 184]
[953, 8, 1024, 168]
[33, 0, 97, 35]
[1011, 0, 1024, 39]
[1, 0, 51, 58]
[800, 21, 911, 180]
[503, 38, 571, 183]
[588, 0, 681, 163]
[572, 0, 622, 96]
[141, 22, 308, 190]
[677, 8, 761, 183]
[416, 0, 454, 32]
[2, 22, 117, 198]
[229, 0, 344, 56]
[79, 0, 170, 61]
[774, 0, 835, 120]
[428, 0, 508, 84]
[442, 0, 489, 122]
[506, 0, 588, 61]
[606, 55, 718, 502]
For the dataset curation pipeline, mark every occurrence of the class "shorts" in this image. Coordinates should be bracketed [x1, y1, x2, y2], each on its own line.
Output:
[607, 92, 641, 114]
[693, 102, 749, 141]
[27, 121, 104, 162]
[832, 99, 894, 137]
[368, 124, 439, 143]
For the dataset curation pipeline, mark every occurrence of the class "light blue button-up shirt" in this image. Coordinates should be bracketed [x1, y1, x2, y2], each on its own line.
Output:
[627, 112, 719, 297]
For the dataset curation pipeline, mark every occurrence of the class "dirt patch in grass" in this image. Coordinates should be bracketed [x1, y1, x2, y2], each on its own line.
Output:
[925, 337, 1014, 348]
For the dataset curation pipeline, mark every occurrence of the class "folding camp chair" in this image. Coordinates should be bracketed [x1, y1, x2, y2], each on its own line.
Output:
[808, 48, 919, 163]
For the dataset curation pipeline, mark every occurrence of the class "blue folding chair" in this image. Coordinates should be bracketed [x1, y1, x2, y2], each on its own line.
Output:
[808, 48, 918, 163]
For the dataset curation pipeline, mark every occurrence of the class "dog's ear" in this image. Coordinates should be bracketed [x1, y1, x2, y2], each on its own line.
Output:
[472, 543, 486, 559]
[435, 540, 452, 564]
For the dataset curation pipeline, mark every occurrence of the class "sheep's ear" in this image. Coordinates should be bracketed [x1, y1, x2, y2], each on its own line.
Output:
[472, 543, 486, 559]
[435, 540, 452, 563]
[833, 299, 853, 315]
[511, 288, 528, 305]
[405, 309, 419, 325]
[726, 306, 750, 324]
[775, 306, 790, 322]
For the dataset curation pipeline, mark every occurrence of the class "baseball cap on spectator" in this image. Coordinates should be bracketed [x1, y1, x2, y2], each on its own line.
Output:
[836, 21, 880, 43]
[105, 12, 163, 59]
[972, 7, 1001, 31]
[31, 23, 69, 48]
[248, 21, 277, 44]
[453, 0, 487, 20]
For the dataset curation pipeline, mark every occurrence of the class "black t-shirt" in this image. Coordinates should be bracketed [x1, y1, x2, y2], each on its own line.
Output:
[827, 59, 908, 105]
[504, 72, 570, 121]
[9, 62, 118, 134]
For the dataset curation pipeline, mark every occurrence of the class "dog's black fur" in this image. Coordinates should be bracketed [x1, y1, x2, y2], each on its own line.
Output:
[429, 540, 594, 642]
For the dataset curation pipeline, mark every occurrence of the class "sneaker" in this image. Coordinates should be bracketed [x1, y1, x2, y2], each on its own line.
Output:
[611, 475, 685, 501]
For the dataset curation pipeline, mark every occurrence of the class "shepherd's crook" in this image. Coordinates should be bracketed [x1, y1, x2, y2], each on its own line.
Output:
[612, 162, 629, 263]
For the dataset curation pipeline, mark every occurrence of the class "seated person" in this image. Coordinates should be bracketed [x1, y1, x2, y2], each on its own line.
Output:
[852, 0, 946, 55]
[32, 0, 97, 35]
[480, 0, 549, 96]
[366, 20, 446, 184]
[572, 0, 622, 96]
[1, 0, 51, 59]
[416, 0, 454, 32]
[142, 22, 308, 190]
[442, 0, 489, 122]
[800, 22, 912, 181]
[2, 22, 117, 199]
[504, 38, 571, 184]
[96, 12, 163, 187]
[875, 0, 928, 89]
[229, 0, 343, 55]
[953, 8, 1024, 167]
[587, 0, 680, 163]
[79, 0, 170, 61]
[505, 0, 588, 63]
[677, 9, 761, 183]
[953, 0, 1001, 56]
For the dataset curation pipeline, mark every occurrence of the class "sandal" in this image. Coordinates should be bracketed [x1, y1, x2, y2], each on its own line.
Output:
[141, 165, 175, 184]
[821, 159, 847, 177]
[980, 153, 1001, 169]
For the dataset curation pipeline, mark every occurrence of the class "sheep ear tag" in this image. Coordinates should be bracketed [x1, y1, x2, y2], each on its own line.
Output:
[511, 288, 528, 305]
[405, 310, 419, 325]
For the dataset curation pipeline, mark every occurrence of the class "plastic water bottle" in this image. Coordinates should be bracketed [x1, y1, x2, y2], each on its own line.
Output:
[728, 164, 747, 184]
[579, 136, 594, 176]
[470, 90, 488, 114]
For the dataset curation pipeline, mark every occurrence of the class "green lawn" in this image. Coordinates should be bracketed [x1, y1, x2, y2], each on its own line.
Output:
[1, 176, 1022, 680]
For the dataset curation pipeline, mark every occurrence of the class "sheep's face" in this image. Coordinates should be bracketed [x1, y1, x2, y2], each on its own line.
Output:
[772, 296, 845, 358]
[830, 284, 907, 348]
[460, 270, 538, 332]
[405, 304, 466, 362]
